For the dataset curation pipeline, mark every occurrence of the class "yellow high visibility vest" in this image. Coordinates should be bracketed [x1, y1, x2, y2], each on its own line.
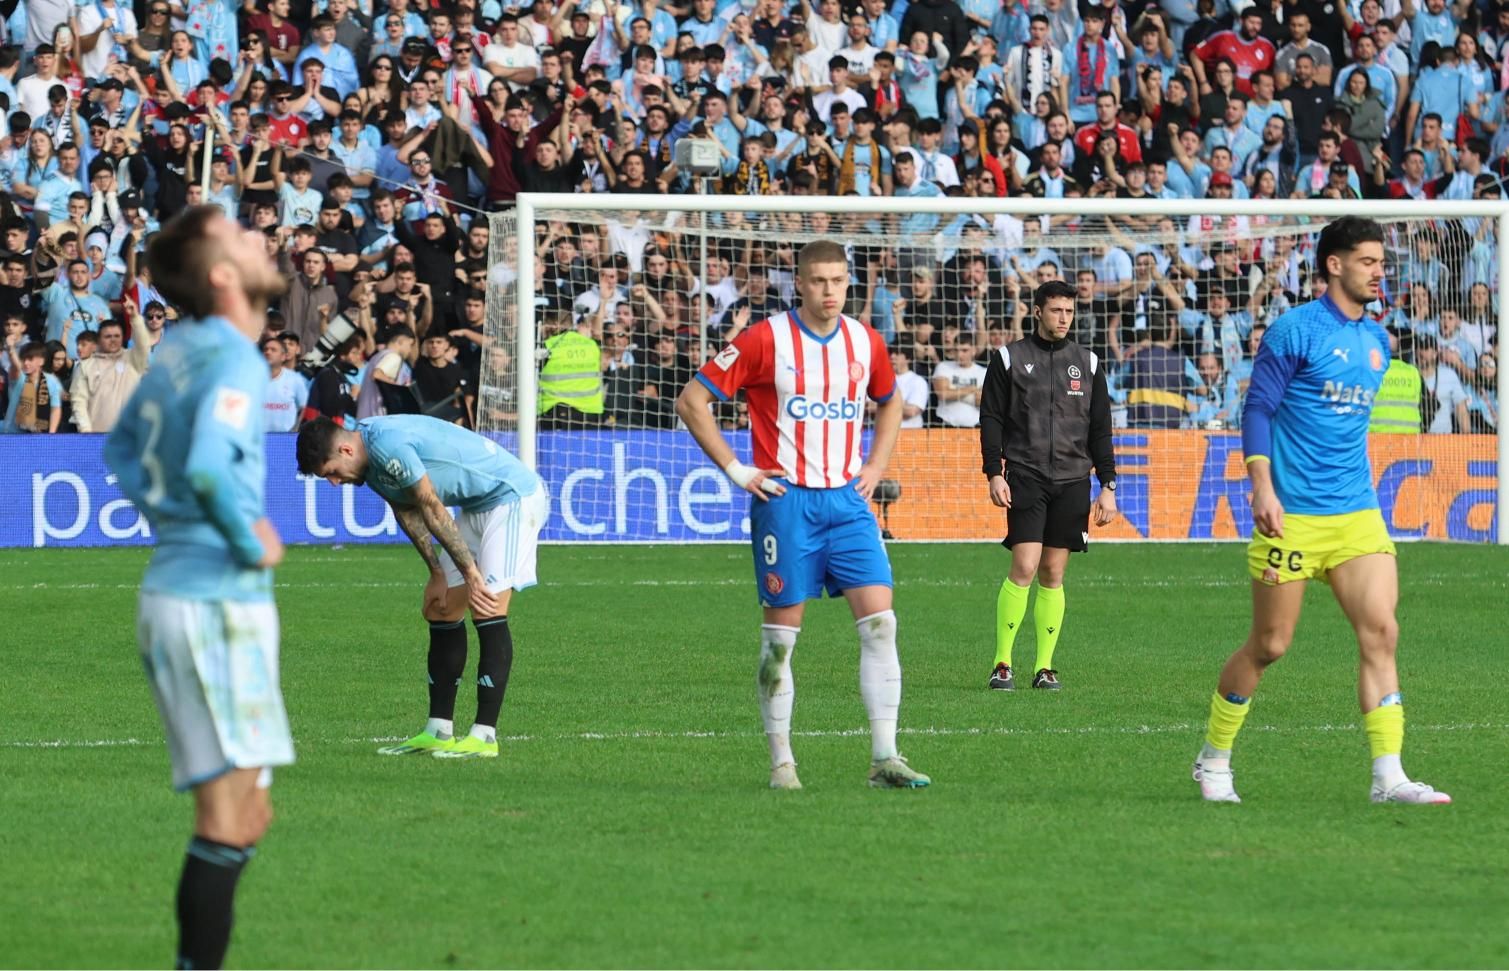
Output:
[537, 330, 605, 415]
[1370, 359, 1422, 434]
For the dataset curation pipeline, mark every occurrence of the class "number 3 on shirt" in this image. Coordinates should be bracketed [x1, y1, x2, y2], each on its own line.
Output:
[139, 400, 167, 508]
[762, 534, 778, 566]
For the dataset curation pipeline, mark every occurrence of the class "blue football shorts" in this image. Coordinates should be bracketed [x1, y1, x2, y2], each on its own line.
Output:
[749, 482, 893, 608]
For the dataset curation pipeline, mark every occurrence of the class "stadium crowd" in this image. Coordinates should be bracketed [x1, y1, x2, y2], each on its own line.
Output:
[0, 0, 1500, 437]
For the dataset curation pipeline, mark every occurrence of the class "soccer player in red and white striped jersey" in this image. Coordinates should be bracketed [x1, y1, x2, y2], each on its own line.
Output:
[676, 239, 931, 791]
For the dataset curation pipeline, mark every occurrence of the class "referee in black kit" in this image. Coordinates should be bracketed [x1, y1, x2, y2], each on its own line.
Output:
[979, 280, 1119, 692]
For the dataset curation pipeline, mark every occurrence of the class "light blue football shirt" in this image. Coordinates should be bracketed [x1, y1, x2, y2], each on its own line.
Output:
[1241, 294, 1391, 516]
[105, 316, 272, 602]
[357, 415, 540, 512]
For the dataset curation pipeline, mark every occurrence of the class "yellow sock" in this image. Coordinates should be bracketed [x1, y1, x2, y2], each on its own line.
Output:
[1364, 703, 1405, 760]
[1205, 692, 1251, 752]
[1033, 583, 1065, 673]
[994, 579, 1030, 667]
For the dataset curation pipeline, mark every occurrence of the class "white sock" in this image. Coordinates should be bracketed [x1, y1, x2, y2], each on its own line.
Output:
[467, 723, 497, 744]
[758, 625, 799, 768]
[1199, 741, 1231, 767]
[856, 610, 901, 762]
[425, 717, 454, 740]
[1372, 753, 1407, 788]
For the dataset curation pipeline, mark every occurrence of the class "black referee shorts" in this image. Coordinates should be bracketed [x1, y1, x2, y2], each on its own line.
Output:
[1002, 470, 1091, 553]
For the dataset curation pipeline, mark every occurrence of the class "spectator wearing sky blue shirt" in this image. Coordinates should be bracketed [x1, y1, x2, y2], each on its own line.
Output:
[891, 153, 942, 235]
[294, 16, 360, 99]
[44, 260, 112, 359]
[1062, 7, 1118, 124]
[1404, 42, 1468, 141]
[1403, 0, 1459, 65]
[1203, 96, 1262, 170]
[33, 145, 85, 229]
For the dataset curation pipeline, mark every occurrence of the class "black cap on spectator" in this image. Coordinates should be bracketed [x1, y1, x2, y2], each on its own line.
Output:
[99, 77, 125, 92]
[88, 117, 110, 131]
[164, 102, 193, 121]
[119, 190, 142, 209]
[960, 119, 979, 136]
[1328, 161, 1351, 177]
[402, 37, 429, 55]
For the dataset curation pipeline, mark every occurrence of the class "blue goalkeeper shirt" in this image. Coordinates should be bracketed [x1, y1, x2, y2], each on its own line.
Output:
[1241, 294, 1391, 516]
[357, 415, 540, 512]
[105, 316, 272, 602]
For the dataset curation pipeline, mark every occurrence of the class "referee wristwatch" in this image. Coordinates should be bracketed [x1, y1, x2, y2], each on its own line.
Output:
[1102, 479, 1117, 492]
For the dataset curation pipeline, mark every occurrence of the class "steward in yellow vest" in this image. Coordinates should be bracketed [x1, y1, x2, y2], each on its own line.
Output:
[1370, 358, 1422, 434]
[538, 321, 604, 427]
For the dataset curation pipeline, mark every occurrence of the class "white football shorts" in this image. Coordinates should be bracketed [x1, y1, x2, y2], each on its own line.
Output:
[137, 592, 296, 792]
[440, 486, 550, 594]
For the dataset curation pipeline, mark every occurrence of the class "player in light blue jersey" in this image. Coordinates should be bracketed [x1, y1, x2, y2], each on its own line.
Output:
[296, 414, 549, 759]
[104, 207, 293, 971]
[1192, 216, 1451, 806]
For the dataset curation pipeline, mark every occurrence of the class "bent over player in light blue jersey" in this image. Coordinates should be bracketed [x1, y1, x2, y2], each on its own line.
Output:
[104, 207, 294, 970]
[297, 414, 548, 759]
[1192, 216, 1451, 806]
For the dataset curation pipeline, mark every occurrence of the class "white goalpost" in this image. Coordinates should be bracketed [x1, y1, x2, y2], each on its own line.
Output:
[484, 195, 1507, 546]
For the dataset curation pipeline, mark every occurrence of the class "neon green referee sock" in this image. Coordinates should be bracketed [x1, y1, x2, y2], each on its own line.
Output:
[995, 579, 1030, 667]
[1034, 584, 1065, 672]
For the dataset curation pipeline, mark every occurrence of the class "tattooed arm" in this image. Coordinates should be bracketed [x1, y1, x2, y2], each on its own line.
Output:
[390, 501, 443, 574]
[396, 474, 498, 615]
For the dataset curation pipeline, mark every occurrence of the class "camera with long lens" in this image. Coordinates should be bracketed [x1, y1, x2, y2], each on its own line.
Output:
[297, 312, 359, 378]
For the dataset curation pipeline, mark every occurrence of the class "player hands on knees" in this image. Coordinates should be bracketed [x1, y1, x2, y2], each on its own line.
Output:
[979, 279, 1119, 693]
[676, 239, 930, 790]
[296, 414, 549, 761]
[1194, 216, 1449, 806]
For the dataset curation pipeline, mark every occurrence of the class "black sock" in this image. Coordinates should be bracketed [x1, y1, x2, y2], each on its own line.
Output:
[428, 619, 469, 725]
[473, 616, 513, 729]
[175, 837, 254, 970]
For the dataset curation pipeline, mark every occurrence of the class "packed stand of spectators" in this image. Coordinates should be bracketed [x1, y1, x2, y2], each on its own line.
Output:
[0, 0, 1499, 438]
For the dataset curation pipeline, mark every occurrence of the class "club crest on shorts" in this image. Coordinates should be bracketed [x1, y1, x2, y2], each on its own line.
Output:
[764, 572, 785, 596]
[848, 360, 865, 383]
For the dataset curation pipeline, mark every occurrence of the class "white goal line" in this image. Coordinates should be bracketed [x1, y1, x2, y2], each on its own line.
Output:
[5, 721, 1504, 751]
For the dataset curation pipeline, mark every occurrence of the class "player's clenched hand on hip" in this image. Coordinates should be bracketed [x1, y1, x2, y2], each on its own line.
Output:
[724, 459, 787, 501]
[1251, 483, 1285, 539]
[253, 518, 285, 568]
[987, 474, 1011, 509]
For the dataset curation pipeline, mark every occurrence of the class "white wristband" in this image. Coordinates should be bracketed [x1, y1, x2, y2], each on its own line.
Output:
[723, 459, 782, 494]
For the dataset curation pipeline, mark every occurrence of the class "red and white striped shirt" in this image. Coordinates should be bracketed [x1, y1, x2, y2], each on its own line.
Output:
[696, 310, 896, 489]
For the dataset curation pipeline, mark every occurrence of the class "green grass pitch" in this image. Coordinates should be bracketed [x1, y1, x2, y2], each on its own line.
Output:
[4, 542, 1508, 968]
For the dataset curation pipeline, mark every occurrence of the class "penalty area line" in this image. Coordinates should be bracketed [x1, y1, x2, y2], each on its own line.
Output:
[6, 721, 1506, 750]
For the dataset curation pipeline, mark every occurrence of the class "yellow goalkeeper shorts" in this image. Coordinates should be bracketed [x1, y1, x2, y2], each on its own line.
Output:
[1247, 509, 1396, 585]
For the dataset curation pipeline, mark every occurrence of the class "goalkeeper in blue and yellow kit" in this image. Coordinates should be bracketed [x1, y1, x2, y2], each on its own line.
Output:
[1192, 216, 1450, 806]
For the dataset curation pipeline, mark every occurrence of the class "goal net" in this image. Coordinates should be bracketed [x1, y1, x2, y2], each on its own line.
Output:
[483, 196, 1503, 545]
